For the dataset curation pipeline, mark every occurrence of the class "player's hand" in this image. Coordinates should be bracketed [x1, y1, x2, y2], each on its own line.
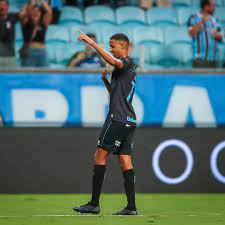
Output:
[212, 30, 221, 40]
[102, 63, 109, 80]
[78, 30, 95, 46]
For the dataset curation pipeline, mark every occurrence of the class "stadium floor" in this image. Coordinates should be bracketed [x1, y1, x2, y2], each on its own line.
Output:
[0, 194, 225, 225]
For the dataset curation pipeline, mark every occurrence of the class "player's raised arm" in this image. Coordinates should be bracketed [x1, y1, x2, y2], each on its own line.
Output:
[78, 31, 123, 69]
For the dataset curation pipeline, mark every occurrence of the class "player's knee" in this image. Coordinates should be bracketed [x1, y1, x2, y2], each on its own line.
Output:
[118, 155, 133, 171]
[94, 149, 108, 165]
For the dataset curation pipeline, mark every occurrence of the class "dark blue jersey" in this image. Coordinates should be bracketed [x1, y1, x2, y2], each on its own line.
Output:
[107, 56, 137, 127]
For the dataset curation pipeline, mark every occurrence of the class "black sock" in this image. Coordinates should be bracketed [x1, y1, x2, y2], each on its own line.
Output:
[90, 165, 106, 207]
[123, 169, 136, 210]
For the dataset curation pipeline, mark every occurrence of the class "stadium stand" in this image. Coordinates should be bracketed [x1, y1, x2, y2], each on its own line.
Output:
[177, 7, 199, 25]
[215, 7, 225, 27]
[148, 43, 192, 68]
[116, 6, 146, 25]
[146, 7, 178, 27]
[164, 26, 191, 44]
[172, 0, 192, 7]
[9, 1, 225, 68]
[84, 5, 115, 24]
[46, 25, 70, 44]
[134, 26, 164, 45]
[59, 6, 83, 26]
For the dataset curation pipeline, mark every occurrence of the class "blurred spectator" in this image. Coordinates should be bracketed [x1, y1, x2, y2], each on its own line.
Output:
[112, 0, 128, 7]
[156, 0, 171, 7]
[188, 0, 223, 68]
[19, 0, 52, 67]
[67, 33, 105, 68]
[0, 0, 19, 68]
[139, 0, 153, 10]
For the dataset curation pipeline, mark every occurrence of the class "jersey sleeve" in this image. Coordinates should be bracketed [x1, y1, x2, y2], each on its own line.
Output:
[119, 57, 131, 71]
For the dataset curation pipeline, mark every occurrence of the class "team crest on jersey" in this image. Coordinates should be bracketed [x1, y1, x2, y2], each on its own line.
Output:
[115, 140, 121, 147]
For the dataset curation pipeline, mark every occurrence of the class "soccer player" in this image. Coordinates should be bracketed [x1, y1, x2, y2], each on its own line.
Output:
[73, 31, 138, 215]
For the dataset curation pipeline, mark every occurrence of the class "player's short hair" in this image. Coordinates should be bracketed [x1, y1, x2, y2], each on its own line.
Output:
[110, 33, 129, 45]
[200, 0, 211, 8]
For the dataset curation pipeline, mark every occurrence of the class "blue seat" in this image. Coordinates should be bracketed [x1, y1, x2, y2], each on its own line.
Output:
[15, 40, 23, 66]
[46, 43, 57, 65]
[127, 0, 138, 6]
[214, 0, 223, 6]
[191, 0, 200, 7]
[59, 7, 83, 26]
[172, 0, 192, 7]
[141, 43, 162, 69]
[9, 5, 19, 13]
[46, 25, 70, 44]
[130, 44, 141, 66]
[177, 7, 199, 25]
[84, 6, 115, 25]
[164, 26, 191, 44]
[218, 43, 225, 65]
[55, 43, 85, 67]
[9, 0, 26, 9]
[101, 26, 120, 45]
[147, 8, 178, 27]
[215, 7, 225, 23]
[15, 23, 23, 42]
[134, 26, 164, 45]
[101, 24, 136, 45]
[149, 43, 192, 68]
[116, 6, 146, 25]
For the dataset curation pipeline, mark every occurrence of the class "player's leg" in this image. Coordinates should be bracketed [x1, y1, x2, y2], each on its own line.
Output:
[73, 119, 112, 214]
[90, 148, 109, 207]
[116, 154, 137, 215]
[73, 149, 109, 214]
[113, 126, 138, 215]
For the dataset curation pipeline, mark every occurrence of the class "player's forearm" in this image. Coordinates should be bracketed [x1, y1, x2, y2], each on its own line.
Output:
[102, 77, 112, 93]
[91, 42, 122, 68]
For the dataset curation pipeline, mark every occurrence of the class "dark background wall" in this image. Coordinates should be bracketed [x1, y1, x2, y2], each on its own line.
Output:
[0, 128, 225, 193]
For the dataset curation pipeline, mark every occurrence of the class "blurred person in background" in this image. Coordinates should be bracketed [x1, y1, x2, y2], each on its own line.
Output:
[19, 0, 52, 67]
[67, 33, 105, 68]
[139, 0, 153, 10]
[155, 0, 171, 7]
[188, 0, 223, 68]
[0, 0, 19, 68]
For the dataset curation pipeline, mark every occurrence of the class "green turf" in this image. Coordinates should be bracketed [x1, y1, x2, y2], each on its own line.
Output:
[0, 194, 225, 225]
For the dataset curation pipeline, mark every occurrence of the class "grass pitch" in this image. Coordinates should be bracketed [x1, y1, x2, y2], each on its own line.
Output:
[0, 194, 225, 225]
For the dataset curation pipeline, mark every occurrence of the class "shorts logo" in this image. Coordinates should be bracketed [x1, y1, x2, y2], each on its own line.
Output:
[115, 140, 121, 147]
[97, 140, 101, 145]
